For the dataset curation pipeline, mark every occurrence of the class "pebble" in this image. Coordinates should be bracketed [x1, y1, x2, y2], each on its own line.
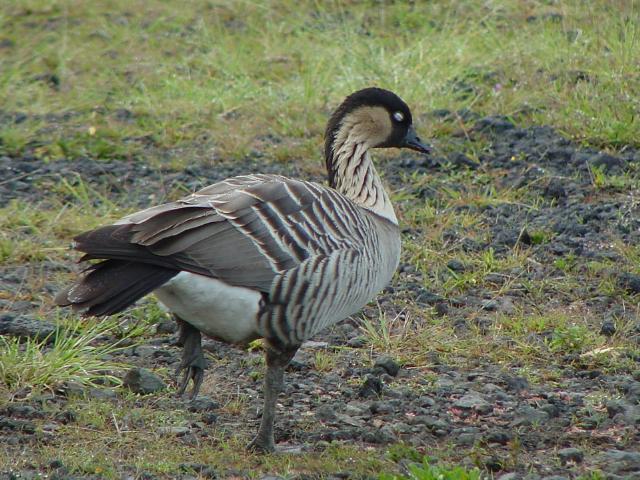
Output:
[599, 320, 616, 337]
[358, 375, 383, 398]
[510, 406, 550, 427]
[453, 392, 492, 414]
[446, 259, 466, 272]
[374, 356, 400, 377]
[157, 426, 190, 435]
[0, 313, 56, 342]
[188, 396, 219, 412]
[485, 431, 512, 445]
[123, 367, 166, 394]
[156, 319, 177, 334]
[558, 447, 584, 464]
[316, 404, 338, 422]
[0, 416, 36, 434]
[600, 450, 640, 473]
[618, 273, 640, 294]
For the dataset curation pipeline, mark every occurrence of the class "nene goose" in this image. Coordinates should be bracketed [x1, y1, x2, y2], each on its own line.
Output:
[56, 87, 430, 452]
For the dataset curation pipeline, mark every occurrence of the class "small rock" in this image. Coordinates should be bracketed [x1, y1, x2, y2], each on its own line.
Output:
[448, 152, 479, 169]
[456, 432, 477, 446]
[346, 336, 367, 348]
[618, 272, 640, 294]
[558, 447, 584, 464]
[605, 399, 628, 417]
[53, 410, 77, 424]
[123, 367, 166, 394]
[0, 416, 36, 433]
[48, 459, 64, 470]
[590, 153, 626, 173]
[410, 415, 450, 433]
[157, 426, 190, 435]
[358, 375, 383, 398]
[601, 450, 640, 473]
[57, 381, 86, 398]
[287, 359, 307, 371]
[303, 340, 329, 349]
[484, 456, 504, 472]
[511, 406, 549, 427]
[493, 228, 532, 248]
[454, 392, 492, 414]
[600, 320, 616, 337]
[447, 259, 466, 272]
[623, 381, 640, 404]
[481, 300, 499, 312]
[498, 473, 520, 480]
[87, 388, 117, 401]
[188, 396, 219, 412]
[374, 356, 400, 377]
[485, 431, 512, 445]
[0, 313, 56, 342]
[42, 423, 59, 432]
[362, 425, 396, 444]
[6, 404, 42, 419]
[156, 319, 177, 334]
[369, 401, 394, 414]
[417, 396, 436, 408]
[335, 413, 364, 427]
[543, 179, 567, 200]
[539, 403, 560, 418]
[201, 413, 218, 425]
[344, 403, 365, 416]
[316, 404, 338, 422]
[415, 289, 445, 305]
[503, 375, 529, 393]
[475, 115, 515, 133]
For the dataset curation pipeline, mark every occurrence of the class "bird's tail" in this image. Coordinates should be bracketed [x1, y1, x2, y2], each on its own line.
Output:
[55, 259, 178, 317]
[56, 224, 181, 316]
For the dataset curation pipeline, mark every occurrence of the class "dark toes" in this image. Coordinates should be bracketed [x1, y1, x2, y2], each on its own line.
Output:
[246, 437, 275, 454]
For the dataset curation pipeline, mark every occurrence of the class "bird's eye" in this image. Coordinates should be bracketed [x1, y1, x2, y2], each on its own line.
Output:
[392, 111, 404, 122]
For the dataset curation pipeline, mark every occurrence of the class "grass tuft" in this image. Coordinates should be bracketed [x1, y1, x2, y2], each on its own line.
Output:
[0, 315, 133, 393]
[380, 457, 481, 480]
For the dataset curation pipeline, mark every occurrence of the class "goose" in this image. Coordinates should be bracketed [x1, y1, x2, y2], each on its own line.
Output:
[55, 87, 430, 452]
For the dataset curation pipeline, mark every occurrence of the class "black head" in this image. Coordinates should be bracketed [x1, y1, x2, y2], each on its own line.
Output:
[324, 87, 431, 163]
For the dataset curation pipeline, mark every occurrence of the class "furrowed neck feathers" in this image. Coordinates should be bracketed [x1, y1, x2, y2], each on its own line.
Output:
[324, 107, 397, 224]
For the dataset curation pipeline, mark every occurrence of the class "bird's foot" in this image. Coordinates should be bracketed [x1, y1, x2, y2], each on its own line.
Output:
[173, 318, 207, 399]
[246, 434, 275, 454]
[175, 363, 204, 399]
[246, 436, 303, 454]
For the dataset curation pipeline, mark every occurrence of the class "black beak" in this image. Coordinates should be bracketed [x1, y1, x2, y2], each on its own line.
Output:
[403, 126, 431, 154]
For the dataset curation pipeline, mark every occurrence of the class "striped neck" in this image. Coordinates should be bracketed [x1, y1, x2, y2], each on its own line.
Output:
[326, 131, 397, 224]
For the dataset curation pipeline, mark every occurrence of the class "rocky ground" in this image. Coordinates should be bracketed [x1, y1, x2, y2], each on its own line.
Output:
[1, 116, 639, 479]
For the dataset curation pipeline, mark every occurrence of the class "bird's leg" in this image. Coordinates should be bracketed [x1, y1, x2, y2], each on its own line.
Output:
[174, 316, 207, 399]
[247, 345, 298, 453]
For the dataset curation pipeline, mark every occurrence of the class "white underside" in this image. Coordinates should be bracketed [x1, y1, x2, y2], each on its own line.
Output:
[154, 271, 261, 344]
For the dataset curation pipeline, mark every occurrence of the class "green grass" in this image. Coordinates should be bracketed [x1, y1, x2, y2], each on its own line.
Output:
[1, 0, 639, 168]
[0, 315, 130, 392]
[380, 457, 481, 480]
